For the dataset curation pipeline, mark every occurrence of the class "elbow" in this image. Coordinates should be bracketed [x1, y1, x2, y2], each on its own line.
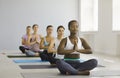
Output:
[22, 42, 25, 45]
[26, 42, 31, 46]
[22, 43, 24, 45]
[57, 50, 64, 55]
[40, 46, 43, 49]
[47, 49, 52, 53]
[87, 49, 92, 54]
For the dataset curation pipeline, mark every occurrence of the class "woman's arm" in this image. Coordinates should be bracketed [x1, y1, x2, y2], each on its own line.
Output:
[47, 38, 57, 53]
[39, 34, 43, 39]
[77, 38, 92, 54]
[22, 38, 26, 45]
[26, 35, 36, 46]
[57, 38, 75, 55]
[35, 35, 41, 44]
[40, 38, 49, 49]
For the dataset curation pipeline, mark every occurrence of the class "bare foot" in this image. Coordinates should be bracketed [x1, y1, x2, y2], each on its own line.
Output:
[78, 71, 90, 75]
[50, 64, 56, 67]
[66, 72, 70, 75]
[35, 53, 39, 56]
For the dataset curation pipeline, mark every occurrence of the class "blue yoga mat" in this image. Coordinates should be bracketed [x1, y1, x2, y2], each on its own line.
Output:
[13, 59, 84, 63]
[64, 58, 85, 62]
[13, 59, 48, 63]
[13, 59, 85, 63]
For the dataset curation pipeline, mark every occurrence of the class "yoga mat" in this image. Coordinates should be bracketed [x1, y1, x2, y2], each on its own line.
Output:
[13, 58, 84, 63]
[13, 59, 48, 63]
[64, 58, 85, 62]
[21, 70, 120, 78]
[19, 64, 104, 69]
[19, 65, 56, 69]
[8, 55, 39, 58]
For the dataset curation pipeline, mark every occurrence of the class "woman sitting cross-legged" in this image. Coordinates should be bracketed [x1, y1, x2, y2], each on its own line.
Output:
[56, 20, 97, 75]
[41, 25, 65, 64]
[39, 25, 56, 62]
[24, 24, 42, 56]
[19, 26, 32, 54]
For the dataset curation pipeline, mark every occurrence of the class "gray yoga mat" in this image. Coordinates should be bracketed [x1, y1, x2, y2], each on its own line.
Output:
[19, 65, 56, 69]
[19, 64, 104, 69]
[8, 55, 39, 58]
[21, 70, 120, 78]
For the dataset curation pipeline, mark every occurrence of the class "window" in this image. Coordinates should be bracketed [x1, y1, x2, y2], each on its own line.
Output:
[112, 0, 120, 31]
[80, 0, 98, 32]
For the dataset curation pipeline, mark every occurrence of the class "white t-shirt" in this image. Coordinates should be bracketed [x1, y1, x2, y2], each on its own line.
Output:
[54, 37, 64, 59]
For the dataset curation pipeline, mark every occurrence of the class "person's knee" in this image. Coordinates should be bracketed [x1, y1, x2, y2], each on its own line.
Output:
[19, 46, 23, 50]
[25, 50, 35, 56]
[40, 52, 49, 61]
[90, 59, 98, 67]
[56, 59, 65, 66]
[56, 59, 62, 65]
[56, 60, 64, 72]
[19, 46, 26, 53]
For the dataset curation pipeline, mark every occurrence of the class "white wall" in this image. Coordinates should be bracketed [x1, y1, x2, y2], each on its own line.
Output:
[0, 0, 78, 51]
[1, 0, 120, 56]
[94, 0, 117, 55]
[79, 0, 120, 56]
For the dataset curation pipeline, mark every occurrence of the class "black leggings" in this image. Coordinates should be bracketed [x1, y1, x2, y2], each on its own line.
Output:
[19, 46, 29, 53]
[56, 59, 97, 75]
[39, 50, 57, 64]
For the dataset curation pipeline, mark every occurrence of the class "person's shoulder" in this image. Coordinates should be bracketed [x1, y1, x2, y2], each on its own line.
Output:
[61, 37, 67, 42]
[63, 37, 67, 40]
[80, 37, 84, 40]
[41, 36, 45, 39]
[35, 34, 42, 38]
[41, 37, 45, 41]
[51, 37, 55, 42]
[79, 37, 86, 42]
[51, 36, 55, 39]
[39, 34, 43, 38]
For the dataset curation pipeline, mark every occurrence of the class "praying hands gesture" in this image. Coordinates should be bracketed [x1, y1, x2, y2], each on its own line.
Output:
[73, 39, 79, 52]
[35, 35, 40, 44]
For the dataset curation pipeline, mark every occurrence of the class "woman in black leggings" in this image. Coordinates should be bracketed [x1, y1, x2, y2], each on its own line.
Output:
[39, 25, 65, 64]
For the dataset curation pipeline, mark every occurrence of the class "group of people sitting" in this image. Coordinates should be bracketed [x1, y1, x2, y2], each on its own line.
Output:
[19, 20, 97, 75]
